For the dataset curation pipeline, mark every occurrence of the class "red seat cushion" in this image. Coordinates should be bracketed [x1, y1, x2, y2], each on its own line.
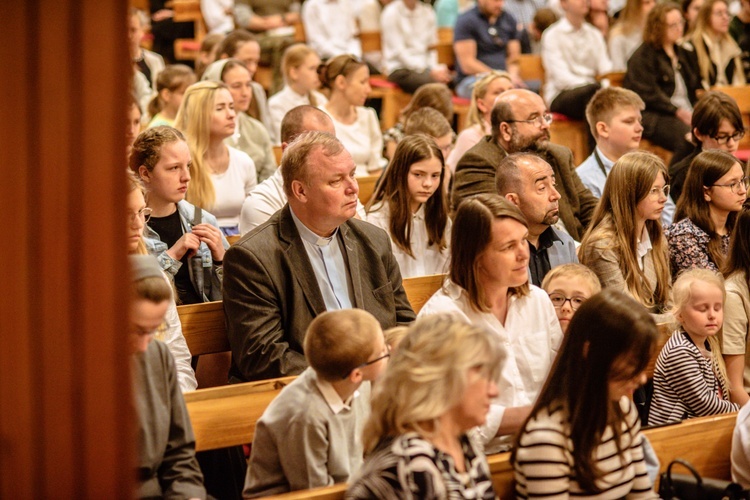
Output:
[369, 76, 398, 89]
[550, 112, 572, 122]
[736, 149, 749, 162]
[452, 96, 470, 106]
[177, 40, 201, 52]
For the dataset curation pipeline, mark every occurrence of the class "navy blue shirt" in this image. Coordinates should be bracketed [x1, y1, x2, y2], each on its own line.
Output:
[453, 6, 519, 83]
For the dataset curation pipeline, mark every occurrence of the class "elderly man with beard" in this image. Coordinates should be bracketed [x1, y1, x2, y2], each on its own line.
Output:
[451, 89, 597, 241]
[495, 153, 578, 286]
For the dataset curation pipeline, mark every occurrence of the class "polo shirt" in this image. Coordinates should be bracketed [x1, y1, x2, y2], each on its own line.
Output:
[453, 6, 519, 82]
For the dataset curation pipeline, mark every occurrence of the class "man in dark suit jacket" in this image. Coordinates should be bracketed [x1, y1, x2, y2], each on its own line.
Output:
[224, 131, 416, 383]
[452, 89, 598, 241]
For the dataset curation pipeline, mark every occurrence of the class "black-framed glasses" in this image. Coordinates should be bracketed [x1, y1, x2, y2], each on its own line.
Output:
[710, 176, 750, 194]
[129, 206, 152, 224]
[711, 130, 745, 145]
[548, 292, 587, 310]
[343, 344, 390, 379]
[505, 113, 553, 128]
[648, 184, 670, 199]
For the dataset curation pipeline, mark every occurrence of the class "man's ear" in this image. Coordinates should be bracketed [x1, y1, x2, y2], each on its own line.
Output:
[504, 192, 520, 207]
[138, 165, 151, 183]
[291, 179, 307, 202]
[499, 122, 513, 143]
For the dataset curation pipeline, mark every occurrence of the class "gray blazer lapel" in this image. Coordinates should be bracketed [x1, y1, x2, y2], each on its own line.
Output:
[278, 206, 327, 315]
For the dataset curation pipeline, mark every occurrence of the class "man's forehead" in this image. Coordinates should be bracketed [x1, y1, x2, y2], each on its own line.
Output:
[309, 147, 354, 174]
[510, 94, 545, 115]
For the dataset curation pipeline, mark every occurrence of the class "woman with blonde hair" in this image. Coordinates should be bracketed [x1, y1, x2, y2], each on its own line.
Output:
[579, 151, 673, 317]
[268, 43, 327, 143]
[201, 58, 277, 183]
[608, 0, 657, 71]
[175, 80, 257, 234]
[685, 0, 746, 87]
[346, 315, 505, 499]
[419, 194, 562, 453]
[446, 71, 513, 172]
[320, 54, 385, 176]
[649, 268, 740, 425]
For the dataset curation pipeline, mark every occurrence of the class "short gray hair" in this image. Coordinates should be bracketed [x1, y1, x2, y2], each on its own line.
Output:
[281, 131, 344, 197]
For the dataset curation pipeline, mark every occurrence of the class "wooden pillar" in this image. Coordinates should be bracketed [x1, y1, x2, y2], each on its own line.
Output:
[0, 1, 134, 497]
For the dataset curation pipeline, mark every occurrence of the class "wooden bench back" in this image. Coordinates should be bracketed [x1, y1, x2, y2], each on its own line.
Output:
[258, 412, 738, 499]
[402, 274, 445, 315]
[357, 174, 379, 205]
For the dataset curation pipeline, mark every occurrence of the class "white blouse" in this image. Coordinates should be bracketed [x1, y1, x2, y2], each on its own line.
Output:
[323, 105, 385, 177]
[366, 202, 451, 278]
[210, 147, 257, 228]
[268, 86, 328, 147]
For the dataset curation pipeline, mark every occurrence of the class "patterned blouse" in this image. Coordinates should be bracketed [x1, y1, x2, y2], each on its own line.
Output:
[666, 218, 730, 277]
[345, 432, 497, 499]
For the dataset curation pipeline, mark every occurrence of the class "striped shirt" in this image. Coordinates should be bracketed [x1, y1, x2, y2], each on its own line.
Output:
[513, 397, 657, 499]
[649, 330, 739, 426]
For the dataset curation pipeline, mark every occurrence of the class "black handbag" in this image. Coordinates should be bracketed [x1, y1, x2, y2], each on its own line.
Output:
[659, 459, 749, 500]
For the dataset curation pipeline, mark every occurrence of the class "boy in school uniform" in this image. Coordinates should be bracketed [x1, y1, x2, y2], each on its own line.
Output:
[242, 309, 390, 498]
[577, 86, 676, 225]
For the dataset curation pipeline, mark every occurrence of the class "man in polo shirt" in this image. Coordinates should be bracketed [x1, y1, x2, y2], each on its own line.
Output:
[453, 0, 523, 98]
[495, 153, 578, 286]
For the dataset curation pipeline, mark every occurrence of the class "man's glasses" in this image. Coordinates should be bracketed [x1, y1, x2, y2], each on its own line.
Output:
[710, 176, 750, 194]
[547, 292, 587, 310]
[711, 130, 745, 145]
[129, 207, 152, 224]
[505, 113, 553, 129]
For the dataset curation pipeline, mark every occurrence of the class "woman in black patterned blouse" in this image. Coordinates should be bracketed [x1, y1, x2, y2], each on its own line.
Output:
[346, 315, 505, 500]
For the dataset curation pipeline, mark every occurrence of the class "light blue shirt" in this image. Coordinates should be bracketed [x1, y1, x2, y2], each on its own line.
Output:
[290, 208, 353, 311]
[577, 147, 675, 226]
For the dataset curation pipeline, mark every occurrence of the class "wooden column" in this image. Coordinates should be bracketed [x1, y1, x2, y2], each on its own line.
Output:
[0, 1, 134, 497]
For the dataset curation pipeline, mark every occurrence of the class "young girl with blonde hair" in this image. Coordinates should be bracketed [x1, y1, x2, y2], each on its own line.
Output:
[649, 268, 740, 425]
[175, 81, 257, 234]
[268, 43, 327, 143]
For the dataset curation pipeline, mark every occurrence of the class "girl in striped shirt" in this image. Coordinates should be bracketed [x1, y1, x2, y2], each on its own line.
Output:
[648, 268, 740, 425]
[512, 289, 659, 498]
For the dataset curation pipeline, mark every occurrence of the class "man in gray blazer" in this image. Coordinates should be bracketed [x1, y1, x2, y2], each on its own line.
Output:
[495, 153, 578, 286]
[224, 131, 416, 383]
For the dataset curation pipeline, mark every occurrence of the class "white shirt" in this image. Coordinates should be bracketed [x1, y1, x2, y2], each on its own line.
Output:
[608, 28, 643, 72]
[201, 0, 234, 35]
[210, 147, 257, 228]
[541, 17, 612, 105]
[268, 86, 327, 148]
[418, 281, 563, 453]
[381, 0, 439, 74]
[636, 224, 652, 272]
[733, 396, 750, 487]
[366, 203, 451, 278]
[301, 0, 362, 59]
[322, 106, 385, 177]
[239, 169, 368, 235]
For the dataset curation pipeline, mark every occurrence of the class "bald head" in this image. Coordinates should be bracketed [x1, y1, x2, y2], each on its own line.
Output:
[280, 105, 335, 146]
[491, 89, 551, 153]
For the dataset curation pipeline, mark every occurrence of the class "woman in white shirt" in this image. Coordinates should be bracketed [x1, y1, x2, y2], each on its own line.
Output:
[320, 54, 385, 177]
[419, 193, 562, 452]
[366, 135, 451, 278]
[175, 81, 257, 235]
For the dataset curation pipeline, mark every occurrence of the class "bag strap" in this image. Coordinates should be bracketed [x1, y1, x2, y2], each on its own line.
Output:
[666, 458, 704, 487]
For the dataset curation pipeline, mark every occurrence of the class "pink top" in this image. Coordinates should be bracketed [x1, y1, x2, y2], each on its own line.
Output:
[447, 123, 490, 173]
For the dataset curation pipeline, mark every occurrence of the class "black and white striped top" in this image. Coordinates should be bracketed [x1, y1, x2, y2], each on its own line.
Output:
[513, 397, 657, 499]
[649, 330, 739, 426]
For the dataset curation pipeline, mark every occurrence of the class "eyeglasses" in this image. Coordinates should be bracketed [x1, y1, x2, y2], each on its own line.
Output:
[129, 207, 152, 224]
[711, 130, 745, 145]
[667, 19, 686, 29]
[648, 184, 670, 199]
[505, 113, 553, 128]
[712, 9, 730, 18]
[548, 292, 587, 310]
[710, 176, 750, 194]
[343, 344, 390, 379]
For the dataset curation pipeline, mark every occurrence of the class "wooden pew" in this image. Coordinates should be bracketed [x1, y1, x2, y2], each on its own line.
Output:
[185, 376, 296, 451]
[402, 273, 445, 315]
[356, 174, 379, 205]
[171, 0, 206, 61]
[261, 412, 738, 499]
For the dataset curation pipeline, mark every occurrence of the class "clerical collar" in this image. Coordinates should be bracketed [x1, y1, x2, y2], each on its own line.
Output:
[290, 207, 338, 247]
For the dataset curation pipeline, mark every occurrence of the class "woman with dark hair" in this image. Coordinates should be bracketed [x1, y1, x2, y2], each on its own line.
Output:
[624, 2, 702, 160]
[668, 90, 745, 203]
[419, 194, 562, 453]
[513, 289, 659, 498]
[722, 202, 750, 405]
[667, 150, 748, 276]
[321, 54, 384, 177]
[366, 135, 450, 278]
